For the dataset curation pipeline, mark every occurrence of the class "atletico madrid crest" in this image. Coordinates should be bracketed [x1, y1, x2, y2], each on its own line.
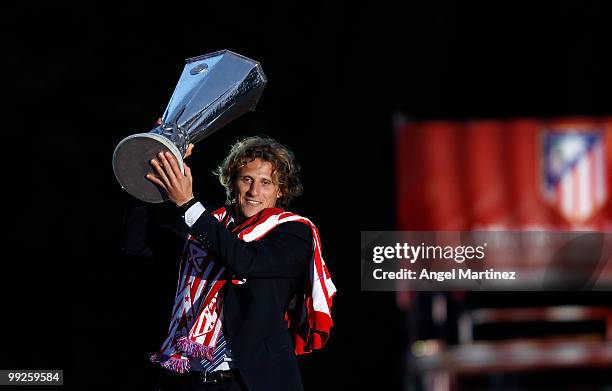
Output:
[542, 129, 608, 224]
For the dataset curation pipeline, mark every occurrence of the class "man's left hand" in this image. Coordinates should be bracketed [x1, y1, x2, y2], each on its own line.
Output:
[146, 151, 194, 207]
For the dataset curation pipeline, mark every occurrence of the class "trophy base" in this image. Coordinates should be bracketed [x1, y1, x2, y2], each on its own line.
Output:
[113, 132, 185, 203]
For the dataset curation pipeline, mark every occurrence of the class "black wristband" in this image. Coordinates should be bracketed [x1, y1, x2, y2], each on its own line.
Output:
[178, 197, 199, 217]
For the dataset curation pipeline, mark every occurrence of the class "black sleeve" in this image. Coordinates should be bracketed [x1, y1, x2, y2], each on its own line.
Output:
[188, 210, 312, 279]
[121, 197, 155, 259]
[120, 195, 189, 260]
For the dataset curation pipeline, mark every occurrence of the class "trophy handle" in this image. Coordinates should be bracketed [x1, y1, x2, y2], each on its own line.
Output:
[113, 133, 185, 203]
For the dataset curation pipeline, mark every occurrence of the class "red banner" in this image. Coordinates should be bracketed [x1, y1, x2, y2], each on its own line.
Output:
[396, 117, 612, 231]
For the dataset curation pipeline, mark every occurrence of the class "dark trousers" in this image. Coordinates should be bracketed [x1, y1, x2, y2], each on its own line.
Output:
[157, 369, 249, 391]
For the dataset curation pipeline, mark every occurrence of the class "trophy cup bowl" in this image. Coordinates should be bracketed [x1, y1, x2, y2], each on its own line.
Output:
[113, 50, 267, 203]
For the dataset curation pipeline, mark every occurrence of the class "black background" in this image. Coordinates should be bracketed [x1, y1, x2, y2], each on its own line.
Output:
[4, 1, 612, 390]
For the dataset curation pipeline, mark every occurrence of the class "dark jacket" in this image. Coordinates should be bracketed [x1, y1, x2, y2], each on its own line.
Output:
[122, 199, 312, 391]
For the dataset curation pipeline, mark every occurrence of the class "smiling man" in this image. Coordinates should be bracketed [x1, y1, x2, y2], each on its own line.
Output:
[144, 136, 336, 391]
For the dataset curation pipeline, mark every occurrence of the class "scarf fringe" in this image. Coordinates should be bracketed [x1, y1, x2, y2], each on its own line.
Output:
[150, 353, 190, 373]
[176, 336, 215, 361]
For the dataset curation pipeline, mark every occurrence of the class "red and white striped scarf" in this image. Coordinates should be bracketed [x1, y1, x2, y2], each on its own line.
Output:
[150, 207, 336, 373]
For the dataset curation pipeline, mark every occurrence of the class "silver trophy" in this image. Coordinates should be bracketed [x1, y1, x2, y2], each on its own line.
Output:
[113, 50, 267, 203]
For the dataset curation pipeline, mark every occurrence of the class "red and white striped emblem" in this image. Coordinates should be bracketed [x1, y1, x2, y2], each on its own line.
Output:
[542, 130, 608, 224]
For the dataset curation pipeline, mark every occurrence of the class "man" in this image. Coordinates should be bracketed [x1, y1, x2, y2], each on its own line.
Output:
[141, 136, 335, 391]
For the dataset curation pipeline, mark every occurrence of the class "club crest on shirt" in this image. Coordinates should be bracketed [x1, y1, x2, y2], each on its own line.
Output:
[541, 129, 607, 224]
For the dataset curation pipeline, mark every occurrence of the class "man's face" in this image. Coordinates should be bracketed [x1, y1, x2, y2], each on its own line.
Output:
[234, 158, 282, 222]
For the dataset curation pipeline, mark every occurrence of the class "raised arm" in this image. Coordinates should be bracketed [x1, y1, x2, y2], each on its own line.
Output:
[188, 208, 312, 279]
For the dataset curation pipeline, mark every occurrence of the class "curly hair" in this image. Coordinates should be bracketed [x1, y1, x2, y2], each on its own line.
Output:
[214, 136, 303, 208]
